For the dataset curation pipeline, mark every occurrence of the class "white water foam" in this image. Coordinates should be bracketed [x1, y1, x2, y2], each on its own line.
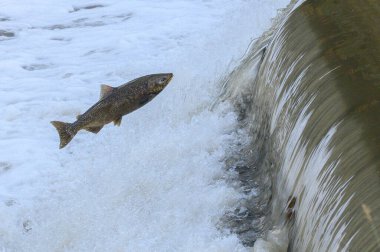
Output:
[0, 0, 289, 251]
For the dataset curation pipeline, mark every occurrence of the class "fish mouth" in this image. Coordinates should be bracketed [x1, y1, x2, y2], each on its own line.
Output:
[165, 73, 174, 84]
[161, 73, 173, 88]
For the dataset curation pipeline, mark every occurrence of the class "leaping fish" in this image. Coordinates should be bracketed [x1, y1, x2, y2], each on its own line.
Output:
[51, 73, 173, 149]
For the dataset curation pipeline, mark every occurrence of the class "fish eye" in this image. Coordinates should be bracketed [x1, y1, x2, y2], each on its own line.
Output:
[158, 77, 167, 84]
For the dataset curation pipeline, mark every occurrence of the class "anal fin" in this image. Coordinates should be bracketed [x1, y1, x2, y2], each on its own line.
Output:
[85, 126, 103, 134]
[114, 116, 122, 126]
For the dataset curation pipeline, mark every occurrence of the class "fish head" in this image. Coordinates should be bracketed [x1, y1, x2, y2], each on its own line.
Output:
[146, 73, 173, 95]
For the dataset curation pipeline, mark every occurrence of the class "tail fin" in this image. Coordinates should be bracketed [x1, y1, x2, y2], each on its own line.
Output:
[51, 121, 76, 149]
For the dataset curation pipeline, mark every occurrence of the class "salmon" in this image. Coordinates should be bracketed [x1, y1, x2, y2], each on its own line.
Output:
[51, 73, 173, 149]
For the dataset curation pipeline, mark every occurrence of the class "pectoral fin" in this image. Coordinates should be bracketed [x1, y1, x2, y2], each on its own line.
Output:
[85, 126, 103, 134]
[114, 117, 122, 126]
[100, 84, 115, 100]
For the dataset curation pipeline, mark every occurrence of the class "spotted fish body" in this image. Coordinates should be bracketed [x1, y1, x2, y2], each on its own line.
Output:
[51, 73, 173, 149]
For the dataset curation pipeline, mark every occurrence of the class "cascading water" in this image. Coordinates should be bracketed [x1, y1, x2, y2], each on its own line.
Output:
[221, 0, 380, 251]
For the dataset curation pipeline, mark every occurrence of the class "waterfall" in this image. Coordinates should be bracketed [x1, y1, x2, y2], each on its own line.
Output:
[222, 0, 380, 250]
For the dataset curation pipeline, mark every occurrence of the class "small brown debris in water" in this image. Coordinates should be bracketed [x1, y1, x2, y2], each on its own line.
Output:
[362, 204, 373, 222]
[286, 196, 297, 221]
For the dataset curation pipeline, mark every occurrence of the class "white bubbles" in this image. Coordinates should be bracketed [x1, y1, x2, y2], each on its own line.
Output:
[0, 0, 290, 251]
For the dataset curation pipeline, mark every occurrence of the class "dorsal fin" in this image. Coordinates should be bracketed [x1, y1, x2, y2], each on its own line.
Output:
[100, 84, 115, 100]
